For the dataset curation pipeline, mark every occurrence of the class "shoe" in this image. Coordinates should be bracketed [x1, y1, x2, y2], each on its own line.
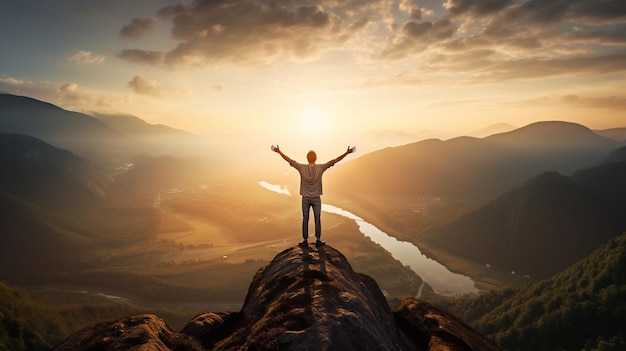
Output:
[299, 240, 308, 247]
[315, 240, 325, 246]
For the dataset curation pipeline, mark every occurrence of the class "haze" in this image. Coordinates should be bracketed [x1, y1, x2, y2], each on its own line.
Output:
[1, 0, 625, 161]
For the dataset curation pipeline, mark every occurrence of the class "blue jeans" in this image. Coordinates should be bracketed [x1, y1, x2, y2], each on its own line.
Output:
[301, 196, 321, 240]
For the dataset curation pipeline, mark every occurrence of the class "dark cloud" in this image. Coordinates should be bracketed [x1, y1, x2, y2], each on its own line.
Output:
[409, 8, 424, 20]
[569, 26, 626, 45]
[113, 0, 625, 87]
[349, 18, 369, 32]
[422, 0, 626, 70]
[150, 0, 357, 66]
[379, 18, 456, 60]
[117, 50, 164, 65]
[444, 0, 513, 17]
[565, 0, 626, 24]
[404, 21, 432, 38]
[120, 17, 157, 40]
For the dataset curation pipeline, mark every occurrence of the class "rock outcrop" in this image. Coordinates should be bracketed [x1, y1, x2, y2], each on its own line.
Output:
[53, 245, 499, 351]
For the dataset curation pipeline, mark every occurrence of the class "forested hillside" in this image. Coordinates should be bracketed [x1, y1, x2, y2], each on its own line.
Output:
[422, 146, 626, 280]
[442, 231, 626, 351]
[0, 281, 203, 351]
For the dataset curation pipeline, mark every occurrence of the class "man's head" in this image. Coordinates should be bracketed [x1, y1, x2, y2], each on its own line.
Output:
[307, 150, 317, 164]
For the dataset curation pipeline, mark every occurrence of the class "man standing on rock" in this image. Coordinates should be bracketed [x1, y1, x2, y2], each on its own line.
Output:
[273, 145, 355, 247]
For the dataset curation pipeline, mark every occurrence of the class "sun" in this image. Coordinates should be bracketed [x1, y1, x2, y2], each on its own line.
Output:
[299, 109, 328, 135]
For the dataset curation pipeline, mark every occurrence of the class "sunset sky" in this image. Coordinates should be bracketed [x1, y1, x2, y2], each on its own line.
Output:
[1, 0, 625, 158]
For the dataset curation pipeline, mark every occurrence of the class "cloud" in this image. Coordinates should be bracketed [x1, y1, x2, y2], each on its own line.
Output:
[59, 83, 78, 94]
[0, 76, 55, 98]
[127, 75, 161, 95]
[480, 53, 626, 81]
[117, 49, 164, 65]
[68, 50, 105, 64]
[399, 0, 433, 20]
[112, 0, 625, 90]
[120, 17, 157, 39]
[512, 93, 626, 111]
[145, 0, 372, 66]
[0, 76, 118, 112]
[377, 18, 456, 60]
[444, 0, 513, 17]
[371, 0, 626, 78]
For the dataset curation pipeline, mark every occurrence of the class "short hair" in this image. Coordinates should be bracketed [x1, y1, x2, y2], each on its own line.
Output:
[307, 150, 317, 163]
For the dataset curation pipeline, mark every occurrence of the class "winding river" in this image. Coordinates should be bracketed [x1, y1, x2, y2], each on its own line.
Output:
[259, 181, 478, 295]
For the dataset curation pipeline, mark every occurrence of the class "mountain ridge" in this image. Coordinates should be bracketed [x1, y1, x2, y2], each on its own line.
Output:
[0, 133, 112, 209]
[422, 146, 626, 279]
[0, 94, 113, 152]
[91, 112, 194, 137]
[0, 94, 206, 160]
[327, 120, 619, 200]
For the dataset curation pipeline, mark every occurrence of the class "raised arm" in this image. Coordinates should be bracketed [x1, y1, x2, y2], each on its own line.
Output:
[332, 146, 355, 164]
[273, 145, 292, 163]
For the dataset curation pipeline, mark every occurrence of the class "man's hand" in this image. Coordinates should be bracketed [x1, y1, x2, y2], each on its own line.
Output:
[272, 145, 280, 153]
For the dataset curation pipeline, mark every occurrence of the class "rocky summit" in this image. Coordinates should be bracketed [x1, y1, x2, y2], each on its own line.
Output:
[53, 245, 499, 351]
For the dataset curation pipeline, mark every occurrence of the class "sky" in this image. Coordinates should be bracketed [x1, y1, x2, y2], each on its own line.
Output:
[1, 0, 626, 158]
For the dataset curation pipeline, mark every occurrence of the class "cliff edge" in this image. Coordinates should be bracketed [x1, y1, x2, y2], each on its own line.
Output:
[53, 245, 499, 351]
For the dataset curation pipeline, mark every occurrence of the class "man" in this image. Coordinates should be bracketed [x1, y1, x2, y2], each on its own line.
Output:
[273, 145, 354, 246]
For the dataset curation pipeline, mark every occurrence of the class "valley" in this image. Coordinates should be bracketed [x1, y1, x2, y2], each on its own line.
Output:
[7, 173, 428, 313]
[2, 93, 626, 350]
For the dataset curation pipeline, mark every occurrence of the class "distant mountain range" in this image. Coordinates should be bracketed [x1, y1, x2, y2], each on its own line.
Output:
[422, 145, 626, 279]
[467, 123, 516, 138]
[0, 93, 203, 161]
[90, 112, 192, 137]
[328, 121, 621, 200]
[594, 127, 626, 142]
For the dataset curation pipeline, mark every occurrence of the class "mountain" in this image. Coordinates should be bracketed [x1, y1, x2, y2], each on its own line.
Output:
[53, 245, 499, 351]
[92, 112, 193, 137]
[0, 94, 115, 156]
[0, 94, 207, 160]
[0, 133, 207, 277]
[594, 127, 626, 142]
[0, 133, 112, 210]
[460, 231, 626, 351]
[467, 123, 516, 138]
[0, 133, 114, 274]
[422, 146, 626, 279]
[599, 145, 626, 164]
[327, 121, 619, 200]
[91, 112, 211, 157]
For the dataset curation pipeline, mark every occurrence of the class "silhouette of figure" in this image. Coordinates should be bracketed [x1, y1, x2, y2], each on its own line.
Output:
[273, 145, 354, 246]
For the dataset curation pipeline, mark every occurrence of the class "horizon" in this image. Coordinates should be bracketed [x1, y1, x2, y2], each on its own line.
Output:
[1, 0, 625, 151]
[2, 91, 624, 167]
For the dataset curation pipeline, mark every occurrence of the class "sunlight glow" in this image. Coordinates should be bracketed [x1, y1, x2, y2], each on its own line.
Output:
[299, 109, 328, 135]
